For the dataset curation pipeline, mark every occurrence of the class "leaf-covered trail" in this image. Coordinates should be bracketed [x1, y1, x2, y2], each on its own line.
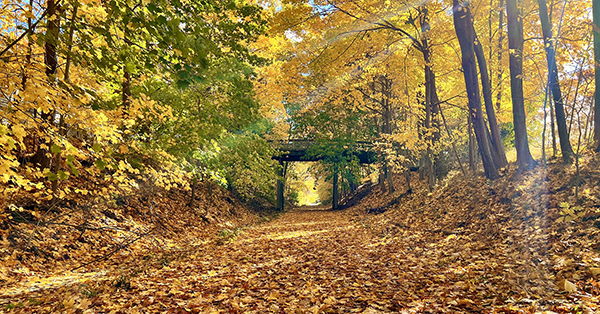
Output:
[131, 208, 404, 313]
[94, 207, 488, 313]
[6, 202, 592, 313]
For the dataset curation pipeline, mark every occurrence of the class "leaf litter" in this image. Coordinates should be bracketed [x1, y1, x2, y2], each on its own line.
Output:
[1, 157, 600, 313]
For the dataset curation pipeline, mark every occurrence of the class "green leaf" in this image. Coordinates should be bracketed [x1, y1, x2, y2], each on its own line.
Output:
[147, 3, 158, 12]
[177, 70, 190, 80]
[192, 75, 204, 83]
[69, 165, 79, 177]
[92, 144, 102, 153]
[176, 79, 190, 89]
[125, 62, 135, 73]
[58, 170, 69, 180]
[66, 155, 75, 162]
[51, 144, 61, 154]
[47, 172, 58, 181]
[95, 159, 107, 170]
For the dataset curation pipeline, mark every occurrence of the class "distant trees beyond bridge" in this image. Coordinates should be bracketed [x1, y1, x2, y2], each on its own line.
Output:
[269, 140, 377, 211]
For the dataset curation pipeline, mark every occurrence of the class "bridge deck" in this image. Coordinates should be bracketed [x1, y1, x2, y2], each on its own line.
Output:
[269, 140, 376, 163]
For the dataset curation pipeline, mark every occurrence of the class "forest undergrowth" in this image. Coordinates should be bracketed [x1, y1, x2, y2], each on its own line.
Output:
[1, 154, 600, 313]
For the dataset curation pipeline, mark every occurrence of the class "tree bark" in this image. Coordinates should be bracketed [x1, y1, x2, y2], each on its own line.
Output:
[44, 0, 59, 78]
[453, 0, 499, 180]
[595, 0, 600, 152]
[537, 0, 574, 163]
[379, 161, 386, 193]
[468, 114, 477, 175]
[506, 0, 537, 171]
[419, 6, 439, 189]
[33, 0, 60, 170]
[276, 160, 285, 211]
[473, 35, 508, 168]
[123, 69, 132, 109]
[332, 166, 339, 210]
[496, 0, 505, 112]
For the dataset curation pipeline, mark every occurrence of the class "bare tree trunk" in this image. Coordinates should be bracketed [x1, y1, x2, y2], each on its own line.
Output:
[593, 0, 600, 152]
[453, 0, 499, 180]
[32, 0, 60, 171]
[387, 168, 395, 194]
[419, 6, 439, 189]
[45, 0, 59, 78]
[468, 114, 477, 175]
[404, 170, 412, 193]
[379, 158, 386, 193]
[21, 0, 34, 89]
[567, 66, 585, 135]
[473, 35, 508, 168]
[550, 95, 557, 157]
[64, 4, 78, 82]
[506, 0, 537, 171]
[123, 69, 132, 109]
[332, 166, 339, 210]
[496, 0, 505, 112]
[537, 0, 574, 163]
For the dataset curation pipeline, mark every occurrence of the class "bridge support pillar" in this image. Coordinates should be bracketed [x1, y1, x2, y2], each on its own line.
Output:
[276, 161, 285, 211]
[332, 167, 339, 210]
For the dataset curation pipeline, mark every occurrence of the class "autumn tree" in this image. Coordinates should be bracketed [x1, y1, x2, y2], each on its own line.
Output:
[536, 0, 574, 163]
[452, 0, 499, 180]
[506, 0, 536, 171]
[594, 0, 600, 152]
[0, 0, 271, 204]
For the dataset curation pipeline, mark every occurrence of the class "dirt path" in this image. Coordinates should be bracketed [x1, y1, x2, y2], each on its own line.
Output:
[131, 208, 402, 313]
[3, 208, 414, 313]
[92, 207, 495, 314]
[2, 207, 585, 313]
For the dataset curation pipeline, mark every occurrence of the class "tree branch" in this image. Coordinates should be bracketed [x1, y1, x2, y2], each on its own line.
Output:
[0, 7, 50, 58]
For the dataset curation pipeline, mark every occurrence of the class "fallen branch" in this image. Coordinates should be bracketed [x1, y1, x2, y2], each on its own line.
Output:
[71, 227, 157, 271]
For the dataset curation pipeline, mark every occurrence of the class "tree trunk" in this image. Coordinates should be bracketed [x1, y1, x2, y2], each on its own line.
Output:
[537, 0, 574, 163]
[22, 0, 34, 89]
[404, 170, 412, 193]
[387, 168, 395, 194]
[453, 0, 499, 180]
[123, 69, 132, 109]
[468, 114, 477, 174]
[496, 0, 505, 112]
[332, 167, 339, 210]
[34, 0, 60, 171]
[189, 177, 197, 207]
[379, 163, 386, 193]
[419, 6, 439, 189]
[44, 0, 59, 78]
[381, 77, 395, 193]
[64, 4, 78, 82]
[506, 0, 537, 171]
[276, 161, 285, 211]
[473, 35, 508, 168]
[595, 0, 600, 152]
[550, 95, 557, 156]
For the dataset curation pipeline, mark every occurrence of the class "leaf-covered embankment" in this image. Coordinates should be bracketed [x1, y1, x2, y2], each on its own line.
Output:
[343, 154, 600, 312]
[0, 181, 263, 299]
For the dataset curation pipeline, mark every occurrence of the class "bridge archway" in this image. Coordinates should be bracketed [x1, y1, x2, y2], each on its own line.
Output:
[270, 140, 376, 211]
